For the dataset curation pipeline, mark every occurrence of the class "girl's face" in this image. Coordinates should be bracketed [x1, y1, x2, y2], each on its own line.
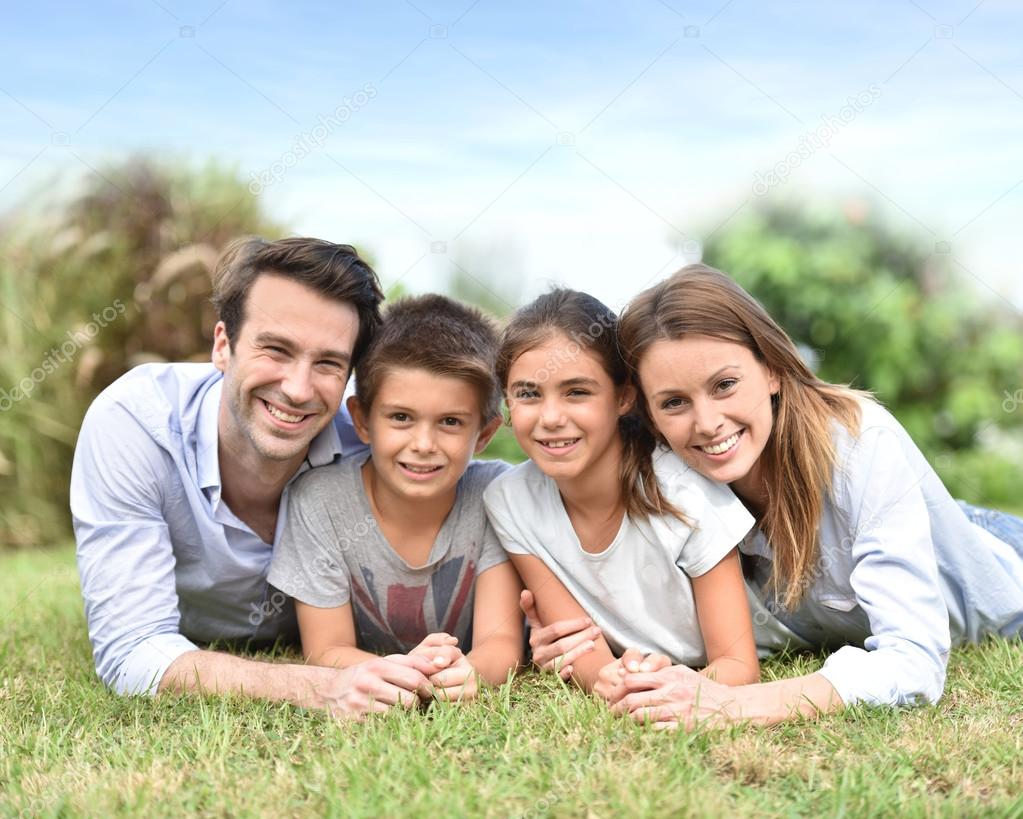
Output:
[505, 333, 634, 487]
[636, 334, 779, 499]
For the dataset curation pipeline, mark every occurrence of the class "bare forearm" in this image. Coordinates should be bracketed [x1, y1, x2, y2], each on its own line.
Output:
[467, 635, 524, 685]
[700, 655, 760, 687]
[729, 672, 843, 725]
[568, 643, 616, 692]
[158, 649, 324, 708]
[309, 644, 379, 669]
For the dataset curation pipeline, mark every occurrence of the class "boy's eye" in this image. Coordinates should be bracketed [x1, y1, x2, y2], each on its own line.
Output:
[389, 412, 410, 423]
[440, 417, 462, 427]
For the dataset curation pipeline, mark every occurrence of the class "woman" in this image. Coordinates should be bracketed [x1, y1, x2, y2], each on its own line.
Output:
[527, 263, 1023, 728]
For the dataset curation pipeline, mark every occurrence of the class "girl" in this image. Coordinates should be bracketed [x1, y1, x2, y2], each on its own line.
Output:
[483, 289, 778, 699]
[596, 263, 1023, 728]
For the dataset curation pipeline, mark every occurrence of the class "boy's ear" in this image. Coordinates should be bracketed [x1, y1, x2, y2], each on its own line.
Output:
[473, 416, 503, 455]
[346, 395, 372, 445]
[618, 383, 637, 416]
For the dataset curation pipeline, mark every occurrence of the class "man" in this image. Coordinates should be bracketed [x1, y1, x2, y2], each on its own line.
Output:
[71, 236, 435, 716]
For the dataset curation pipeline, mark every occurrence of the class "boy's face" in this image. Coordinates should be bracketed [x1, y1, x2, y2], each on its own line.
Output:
[349, 367, 500, 505]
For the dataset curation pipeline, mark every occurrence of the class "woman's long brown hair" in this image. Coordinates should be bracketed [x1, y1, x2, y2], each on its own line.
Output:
[619, 264, 867, 609]
[496, 289, 685, 523]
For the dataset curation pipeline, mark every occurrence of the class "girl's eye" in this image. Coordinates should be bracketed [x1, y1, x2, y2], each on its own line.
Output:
[566, 389, 590, 398]
[513, 389, 539, 400]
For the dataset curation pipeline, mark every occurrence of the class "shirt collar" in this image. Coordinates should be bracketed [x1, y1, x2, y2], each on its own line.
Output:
[195, 379, 345, 495]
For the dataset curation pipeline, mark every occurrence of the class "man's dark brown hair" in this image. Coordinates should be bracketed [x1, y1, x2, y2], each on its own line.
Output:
[354, 294, 502, 424]
[211, 236, 384, 368]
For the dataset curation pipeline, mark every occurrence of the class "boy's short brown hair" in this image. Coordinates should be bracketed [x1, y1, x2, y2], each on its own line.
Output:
[355, 294, 501, 424]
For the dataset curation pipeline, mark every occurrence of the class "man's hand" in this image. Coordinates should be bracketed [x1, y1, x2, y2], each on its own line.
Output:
[303, 654, 439, 718]
[593, 648, 673, 704]
[521, 590, 601, 679]
[611, 664, 740, 730]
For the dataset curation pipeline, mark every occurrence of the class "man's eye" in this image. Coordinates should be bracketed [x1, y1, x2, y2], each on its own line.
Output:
[265, 346, 287, 355]
[317, 360, 343, 370]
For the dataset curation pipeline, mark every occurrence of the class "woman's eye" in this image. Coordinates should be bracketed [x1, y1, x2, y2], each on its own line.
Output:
[660, 397, 686, 410]
[716, 378, 738, 393]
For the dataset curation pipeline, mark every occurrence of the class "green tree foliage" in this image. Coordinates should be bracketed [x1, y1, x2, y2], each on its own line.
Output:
[0, 158, 281, 547]
[701, 201, 1023, 508]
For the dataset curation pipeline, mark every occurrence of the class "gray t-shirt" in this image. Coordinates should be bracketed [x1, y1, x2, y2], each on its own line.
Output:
[268, 452, 510, 655]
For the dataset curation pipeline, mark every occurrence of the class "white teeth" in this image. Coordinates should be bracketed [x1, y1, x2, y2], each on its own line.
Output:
[265, 401, 304, 423]
[403, 464, 440, 473]
[699, 432, 740, 455]
[541, 439, 579, 449]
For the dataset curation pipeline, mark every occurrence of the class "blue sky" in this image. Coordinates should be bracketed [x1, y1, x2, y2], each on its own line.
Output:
[2, 0, 1021, 312]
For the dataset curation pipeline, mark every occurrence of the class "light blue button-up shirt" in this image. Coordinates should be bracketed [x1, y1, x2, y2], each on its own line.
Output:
[741, 398, 1023, 708]
[70, 363, 363, 696]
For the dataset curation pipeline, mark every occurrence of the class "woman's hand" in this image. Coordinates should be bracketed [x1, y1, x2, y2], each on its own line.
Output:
[593, 649, 674, 704]
[521, 590, 601, 679]
[611, 664, 742, 729]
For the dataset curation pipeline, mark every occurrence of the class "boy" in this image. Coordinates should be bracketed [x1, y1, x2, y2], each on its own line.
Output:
[268, 294, 523, 706]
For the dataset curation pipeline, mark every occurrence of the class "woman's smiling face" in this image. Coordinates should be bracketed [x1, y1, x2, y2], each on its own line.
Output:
[636, 334, 779, 498]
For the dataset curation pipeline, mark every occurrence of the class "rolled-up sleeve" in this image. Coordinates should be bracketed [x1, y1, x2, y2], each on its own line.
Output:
[817, 426, 950, 707]
[71, 398, 198, 695]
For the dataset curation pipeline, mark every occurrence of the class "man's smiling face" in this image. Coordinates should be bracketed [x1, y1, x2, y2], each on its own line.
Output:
[213, 273, 360, 465]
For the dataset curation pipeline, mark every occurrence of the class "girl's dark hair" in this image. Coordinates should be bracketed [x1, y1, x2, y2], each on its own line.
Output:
[496, 289, 686, 523]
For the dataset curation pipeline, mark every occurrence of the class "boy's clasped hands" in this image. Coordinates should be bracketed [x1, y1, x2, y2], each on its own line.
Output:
[407, 632, 480, 702]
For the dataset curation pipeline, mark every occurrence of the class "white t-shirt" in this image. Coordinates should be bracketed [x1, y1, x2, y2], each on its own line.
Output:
[484, 448, 768, 665]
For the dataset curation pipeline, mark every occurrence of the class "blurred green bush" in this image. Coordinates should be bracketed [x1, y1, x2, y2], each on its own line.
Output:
[702, 200, 1023, 513]
[0, 158, 281, 547]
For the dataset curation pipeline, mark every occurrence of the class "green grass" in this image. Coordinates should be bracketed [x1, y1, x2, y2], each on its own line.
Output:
[3, 547, 1023, 818]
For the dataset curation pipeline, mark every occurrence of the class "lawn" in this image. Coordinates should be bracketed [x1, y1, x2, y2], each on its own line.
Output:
[3, 545, 1023, 818]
